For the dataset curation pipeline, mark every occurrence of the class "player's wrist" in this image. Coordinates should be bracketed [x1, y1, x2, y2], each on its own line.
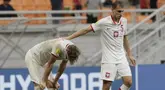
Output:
[54, 79, 57, 84]
[127, 53, 132, 57]
[40, 80, 46, 89]
[54, 78, 59, 84]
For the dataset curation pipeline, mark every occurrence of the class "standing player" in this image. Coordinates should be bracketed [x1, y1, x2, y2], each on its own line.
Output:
[25, 38, 80, 90]
[66, 1, 136, 90]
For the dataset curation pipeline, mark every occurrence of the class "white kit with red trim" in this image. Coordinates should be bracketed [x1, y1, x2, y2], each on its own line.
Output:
[91, 16, 128, 63]
[29, 38, 74, 66]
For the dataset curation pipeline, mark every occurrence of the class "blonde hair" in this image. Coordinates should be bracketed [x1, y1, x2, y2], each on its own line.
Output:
[67, 45, 80, 65]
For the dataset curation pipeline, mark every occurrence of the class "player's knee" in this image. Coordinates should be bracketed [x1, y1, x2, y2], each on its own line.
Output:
[124, 79, 132, 87]
[103, 80, 112, 89]
[46, 80, 55, 88]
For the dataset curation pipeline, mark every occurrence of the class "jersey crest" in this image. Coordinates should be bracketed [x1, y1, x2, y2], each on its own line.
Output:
[114, 31, 119, 37]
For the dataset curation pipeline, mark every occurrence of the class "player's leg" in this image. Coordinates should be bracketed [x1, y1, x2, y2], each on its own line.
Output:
[120, 76, 132, 90]
[33, 82, 43, 90]
[26, 63, 44, 90]
[101, 63, 117, 90]
[32, 66, 56, 90]
[46, 80, 57, 90]
[117, 61, 132, 90]
[47, 88, 55, 90]
[25, 51, 44, 90]
[102, 80, 112, 90]
[43, 63, 58, 90]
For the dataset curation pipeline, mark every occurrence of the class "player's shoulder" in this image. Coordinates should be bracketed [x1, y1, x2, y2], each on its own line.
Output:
[55, 38, 68, 43]
[96, 16, 111, 24]
[63, 39, 74, 45]
[120, 17, 127, 22]
[102, 16, 112, 21]
[56, 38, 74, 46]
[59, 38, 73, 44]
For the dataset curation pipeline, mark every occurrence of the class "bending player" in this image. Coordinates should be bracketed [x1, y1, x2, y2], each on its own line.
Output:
[25, 38, 80, 90]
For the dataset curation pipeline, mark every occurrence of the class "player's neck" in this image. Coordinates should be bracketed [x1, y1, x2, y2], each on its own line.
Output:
[111, 14, 120, 23]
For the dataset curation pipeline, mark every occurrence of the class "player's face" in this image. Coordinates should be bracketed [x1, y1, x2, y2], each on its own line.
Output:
[112, 6, 124, 19]
[66, 45, 80, 64]
[67, 49, 78, 61]
[68, 54, 77, 61]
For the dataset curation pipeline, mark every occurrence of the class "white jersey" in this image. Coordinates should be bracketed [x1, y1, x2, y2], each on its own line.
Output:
[91, 16, 128, 63]
[29, 38, 74, 66]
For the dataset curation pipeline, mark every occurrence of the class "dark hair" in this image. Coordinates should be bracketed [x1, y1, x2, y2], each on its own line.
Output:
[112, 1, 123, 9]
[67, 45, 80, 65]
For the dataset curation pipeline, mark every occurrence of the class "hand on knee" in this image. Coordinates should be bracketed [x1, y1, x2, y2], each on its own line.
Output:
[47, 80, 60, 90]
[46, 80, 55, 88]
[34, 85, 43, 90]
[47, 88, 56, 90]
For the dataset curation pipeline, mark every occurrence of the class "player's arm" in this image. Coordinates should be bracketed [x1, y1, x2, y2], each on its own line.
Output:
[42, 54, 57, 82]
[123, 35, 132, 56]
[53, 60, 68, 84]
[65, 26, 93, 40]
[124, 35, 136, 66]
[66, 18, 105, 40]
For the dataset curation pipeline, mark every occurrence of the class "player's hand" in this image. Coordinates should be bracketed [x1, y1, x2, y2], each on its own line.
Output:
[128, 55, 136, 66]
[39, 81, 46, 89]
[54, 82, 60, 89]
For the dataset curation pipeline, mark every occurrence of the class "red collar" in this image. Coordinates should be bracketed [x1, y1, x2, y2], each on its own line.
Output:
[110, 15, 121, 25]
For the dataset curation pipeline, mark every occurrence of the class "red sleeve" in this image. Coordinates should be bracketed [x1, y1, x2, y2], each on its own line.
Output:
[51, 53, 58, 58]
[90, 24, 95, 33]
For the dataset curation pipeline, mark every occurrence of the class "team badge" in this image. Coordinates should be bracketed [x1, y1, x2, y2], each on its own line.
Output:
[114, 31, 119, 37]
[105, 72, 110, 78]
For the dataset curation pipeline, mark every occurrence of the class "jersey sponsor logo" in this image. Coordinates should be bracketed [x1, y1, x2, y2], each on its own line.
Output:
[0, 68, 102, 90]
[105, 72, 110, 78]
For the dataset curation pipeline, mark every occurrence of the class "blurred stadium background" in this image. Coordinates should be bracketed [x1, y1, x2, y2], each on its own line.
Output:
[0, 0, 165, 90]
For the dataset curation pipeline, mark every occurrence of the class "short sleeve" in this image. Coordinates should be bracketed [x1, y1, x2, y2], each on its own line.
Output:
[123, 19, 128, 35]
[51, 43, 61, 57]
[91, 18, 105, 32]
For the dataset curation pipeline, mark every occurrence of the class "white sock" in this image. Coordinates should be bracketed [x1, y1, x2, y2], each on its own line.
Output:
[119, 84, 130, 90]
[110, 87, 112, 90]
[34, 86, 42, 90]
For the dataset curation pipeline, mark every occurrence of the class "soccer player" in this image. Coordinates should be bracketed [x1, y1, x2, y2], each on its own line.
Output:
[25, 38, 80, 90]
[66, 1, 136, 90]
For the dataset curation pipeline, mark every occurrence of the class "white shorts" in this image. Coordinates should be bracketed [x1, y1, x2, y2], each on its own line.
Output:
[100, 61, 132, 81]
[25, 50, 53, 84]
